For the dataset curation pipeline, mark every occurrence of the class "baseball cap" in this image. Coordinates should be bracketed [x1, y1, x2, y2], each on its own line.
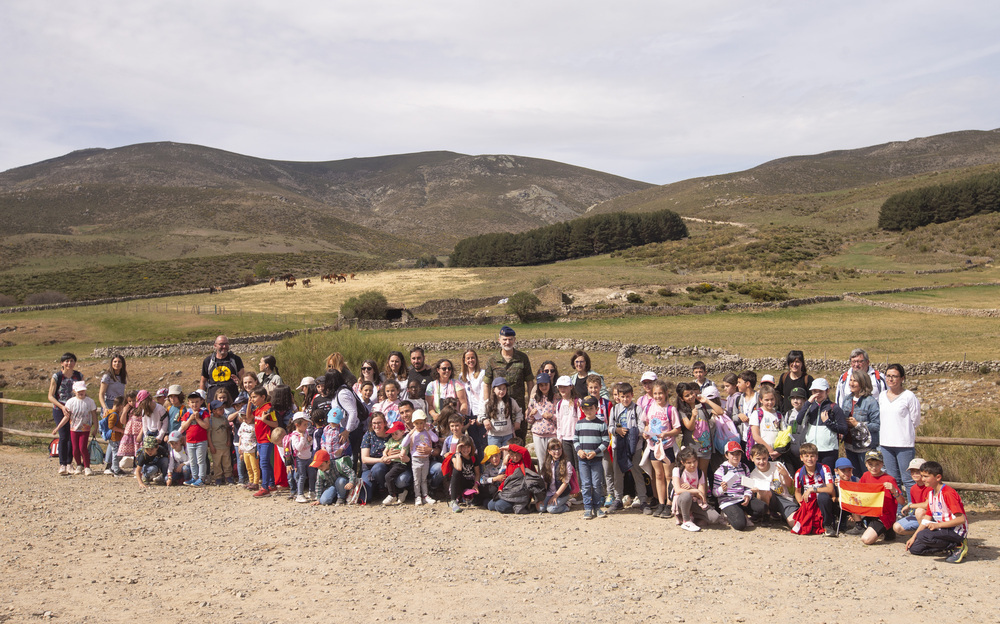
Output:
[640, 371, 657, 382]
[760, 374, 776, 385]
[195, 389, 208, 402]
[789, 387, 808, 399]
[555, 375, 573, 387]
[809, 378, 830, 392]
[491, 377, 508, 388]
[155, 388, 168, 398]
[167, 384, 183, 397]
[327, 406, 344, 425]
[187, 391, 202, 400]
[142, 435, 158, 450]
[310, 449, 331, 468]
[297, 376, 316, 390]
[835, 458, 854, 470]
[702, 386, 721, 400]
[864, 449, 884, 463]
[581, 395, 599, 408]
[72, 381, 87, 393]
[481, 445, 501, 464]
[724, 441, 742, 454]
[386, 421, 406, 434]
[411, 409, 428, 422]
[908, 458, 926, 471]
[209, 400, 225, 410]
[536, 373, 551, 385]
[291, 412, 309, 425]
[168, 431, 183, 443]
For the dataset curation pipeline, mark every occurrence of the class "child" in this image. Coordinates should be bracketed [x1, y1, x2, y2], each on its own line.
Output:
[478, 444, 505, 505]
[574, 396, 609, 520]
[448, 435, 479, 513]
[539, 438, 575, 514]
[748, 443, 798, 528]
[645, 380, 681, 518]
[733, 370, 758, 449]
[441, 412, 467, 456]
[692, 361, 717, 394]
[720, 372, 739, 422]
[636, 371, 657, 416]
[894, 458, 930, 537]
[102, 395, 126, 476]
[237, 408, 260, 490]
[250, 387, 279, 497]
[672, 447, 721, 531]
[376, 380, 402, 425]
[857, 450, 906, 545]
[749, 386, 783, 460]
[51, 381, 99, 475]
[322, 406, 352, 462]
[782, 386, 809, 471]
[587, 375, 617, 508]
[358, 380, 376, 413]
[165, 431, 191, 486]
[527, 372, 557, 466]
[116, 390, 141, 470]
[833, 457, 858, 533]
[207, 399, 234, 486]
[165, 385, 185, 434]
[610, 382, 648, 513]
[677, 381, 722, 475]
[311, 449, 357, 506]
[905, 460, 969, 563]
[486, 442, 537, 513]
[554, 375, 582, 474]
[402, 409, 439, 505]
[406, 380, 428, 414]
[289, 413, 314, 503]
[713, 441, 765, 530]
[791, 443, 837, 536]
[179, 391, 210, 487]
[134, 435, 169, 487]
[381, 421, 410, 505]
[481, 377, 523, 448]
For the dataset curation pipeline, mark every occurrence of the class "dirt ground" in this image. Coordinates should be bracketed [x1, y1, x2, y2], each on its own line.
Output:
[0, 446, 996, 624]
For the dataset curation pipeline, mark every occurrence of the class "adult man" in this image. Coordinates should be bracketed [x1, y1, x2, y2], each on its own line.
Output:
[407, 347, 434, 397]
[200, 335, 245, 402]
[835, 348, 887, 404]
[482, 325, 533, 440]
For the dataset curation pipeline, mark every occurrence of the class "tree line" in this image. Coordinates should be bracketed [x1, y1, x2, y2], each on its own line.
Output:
[878, 171, 1000, 230]
[449, 209, 688, 267]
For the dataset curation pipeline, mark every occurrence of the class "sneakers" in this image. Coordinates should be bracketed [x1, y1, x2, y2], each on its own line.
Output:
[191, 479, 204, 487]
[641, 502, 653, 515]
[295, 495, 308, 503]
[883, 529, 897, 542]
[824, 525, 839, 538]
[945, 539, 969, 564]
[397, 491, 408, 504]
[596, 509, 607, 519]
[681, 521, 702, 532]
[583, 509, 594, 520]
[604, 495, 614, 508]
[414, 497, 424, 506]
[184, 479, 195, 486]
[661, 505, 674, 518]
[253, 487, 271, 497]
[103, 468, 114, 475]
[152, 475, 165, 485]
[73, 465, 83, 475]
[83, 467, 93, 476]
[383, 495, 398, 506]
[423, 496, 436, 505]
[214, 479, 226, 486]
[608, 500, 624, 512]
[335, 498, 347, 506]
[58, 465, 67, 476]
[631, 497, 644, 509]
[845, 524, 865, 536]
[451, 500, 462, 513]
[622, 495, 633, 508]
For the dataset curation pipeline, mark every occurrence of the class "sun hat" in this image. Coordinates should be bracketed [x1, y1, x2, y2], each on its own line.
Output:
[481, 445, 501, 464]
[72, 381, 87, 393]
[555, 375, 573, 387]
[411, 409, 428, 422]
[167, 384, 183, 397]
[327, 405, 344, 425]
[291, 412, 309, 425]
[297, 376, 316, 390]
[908, 458, 926, 471]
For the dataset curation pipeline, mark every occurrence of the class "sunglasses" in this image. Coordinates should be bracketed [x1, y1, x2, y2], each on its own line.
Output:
[439, 366, 452, 371]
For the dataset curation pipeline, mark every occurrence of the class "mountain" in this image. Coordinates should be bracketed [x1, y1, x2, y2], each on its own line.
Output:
[589, 129, 1000, 232]
[0, 143, 652, 272]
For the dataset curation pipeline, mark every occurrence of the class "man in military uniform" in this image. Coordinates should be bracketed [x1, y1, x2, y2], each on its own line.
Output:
[482, 325, 533, 440]
[200, 335, 245, 402]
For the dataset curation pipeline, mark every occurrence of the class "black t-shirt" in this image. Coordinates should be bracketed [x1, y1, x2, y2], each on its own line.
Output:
[136, 443, 169, 467]
[202, 352, 244, 395]
[777, 372, 814, 414]
[407, 366, 434, 396]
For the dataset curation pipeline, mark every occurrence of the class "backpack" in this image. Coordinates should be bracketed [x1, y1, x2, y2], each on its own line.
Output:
[336, 386, 369, 428]
[89, 439, 105, 465]
[498, 467, 546, 513]
[49, 439, 59, 457]
[99, 414, 113, 441]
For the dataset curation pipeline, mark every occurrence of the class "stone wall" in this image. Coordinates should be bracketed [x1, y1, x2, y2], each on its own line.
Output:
[91, 325, 336, 358]
[0, 282, 247, 315]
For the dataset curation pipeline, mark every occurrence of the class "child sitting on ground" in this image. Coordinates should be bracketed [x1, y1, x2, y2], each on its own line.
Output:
[478, 445, 505, 505]
[857, 450, 906, 545]
[894, 458, 930, 537]
[447, 435, 479, 513]
[165, 430, 190, 486]
[791, 443, 837, 536]
[748, 443, 798, 528]
[671, 447, 721, 532]
[539, 438, 576, 514]
[381, 421, 410, 505]
[713, 441, 765, 530]
[311, 449, 357, 506]
[905, 460, 969, 563]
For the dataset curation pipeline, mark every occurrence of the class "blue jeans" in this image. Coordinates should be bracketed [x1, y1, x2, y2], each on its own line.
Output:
[362, 461, 413, 503]
[236, 451, 247, 483]
[543, 493, 571, 514]
[428, 461, 444, 490]
[578, 456, 605, 511]
[170, 466, 192, 485]
[487, 434, 513, 448]
[487, 498, 515, 513]
[318, 477, 352, 504]
[141, 456, 169, 480]
[258, 442, 275, 489]
[186, 441, 208, 481]
[296, 458, 311, 496]
[879, 445, 915, 503]
[105, 440, 121, 474]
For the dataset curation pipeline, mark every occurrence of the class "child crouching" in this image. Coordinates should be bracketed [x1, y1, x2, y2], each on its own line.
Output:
[311, 449, 357, 506]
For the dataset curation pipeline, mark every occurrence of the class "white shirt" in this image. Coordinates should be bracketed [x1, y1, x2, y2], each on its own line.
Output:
[878, 389, 921, 447]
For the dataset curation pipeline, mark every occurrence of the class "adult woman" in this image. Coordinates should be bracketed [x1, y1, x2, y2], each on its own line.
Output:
[381, 351, 409, 392]
[878, 364, 921, 497]
[777, 349, 814, 414]
[99, 354, 128, 414]
[353, 359, 380, 395]
[459, 349, 488, 453]
[568, 350, 609, 400]
[537, 361, 560, 385]
[48, 353, 83, 475]
[297, 377, 317, 414]
[839, 369, 880, 475]
[322, 370, 363, 462]
[257, 355, 283, 394]
[360, 412, 412, 503]
[326, 352, 357, 388]
[426, 359, 469, 424]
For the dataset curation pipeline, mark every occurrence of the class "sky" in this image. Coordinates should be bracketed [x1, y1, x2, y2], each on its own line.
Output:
[2, 1, 999, 184]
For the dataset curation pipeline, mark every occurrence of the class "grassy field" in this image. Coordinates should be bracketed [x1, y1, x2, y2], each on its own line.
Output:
[865, 284, 1000, 309]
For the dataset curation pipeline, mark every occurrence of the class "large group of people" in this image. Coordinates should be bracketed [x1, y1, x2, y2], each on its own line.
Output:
[47, 327, 969, 563]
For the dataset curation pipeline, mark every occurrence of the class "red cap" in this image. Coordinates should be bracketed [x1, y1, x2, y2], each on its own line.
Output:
[310, 449, 331, 468]
[724, 441, 743, 454]
[386, 421, 406, 434]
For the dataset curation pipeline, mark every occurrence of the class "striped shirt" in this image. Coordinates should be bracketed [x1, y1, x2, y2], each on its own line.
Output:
[927, 485, 969, 538]
[573, 416, 609, 457]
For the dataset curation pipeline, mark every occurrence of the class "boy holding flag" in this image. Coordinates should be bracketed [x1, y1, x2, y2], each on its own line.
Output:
[841, 450, 905, 545]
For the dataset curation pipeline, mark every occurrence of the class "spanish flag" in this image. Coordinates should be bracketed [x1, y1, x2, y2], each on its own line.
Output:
[838, 481, 885, 517]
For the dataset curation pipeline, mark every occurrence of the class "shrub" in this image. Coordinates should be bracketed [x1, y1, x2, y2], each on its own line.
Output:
[657, 288, 676, 297]
[626, 292, 643, 304]
[24, 290, 70, 305]
[277, 330, 404, 391]
[687, 283, 716, 294]
[531, 276, 552, 289]
[253, 260, 271, 279]
[341, 290, 388, 320]
[506, 291, 541, 321]
[0, 294, 16, 307]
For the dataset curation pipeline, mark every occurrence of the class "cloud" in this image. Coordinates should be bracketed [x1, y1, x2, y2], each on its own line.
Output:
[1, 0, 998, 183]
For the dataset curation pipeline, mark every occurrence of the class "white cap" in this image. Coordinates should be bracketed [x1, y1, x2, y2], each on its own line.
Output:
[412, 409, 428, 422]
[297, 376, 316, 390]
[809, 378, 830, 392]
[760, 374, 776, 385]
[555, 375, 573, 387]
[640, 371, 658, 382]
[72, 381, 87, 393]
[291, 411, 310, 424]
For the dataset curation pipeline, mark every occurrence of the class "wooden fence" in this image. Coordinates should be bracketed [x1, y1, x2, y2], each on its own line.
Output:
[1, 393, 998, 492]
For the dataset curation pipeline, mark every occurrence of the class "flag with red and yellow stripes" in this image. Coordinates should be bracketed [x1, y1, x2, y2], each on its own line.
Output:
[838, 481, 885, 517]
